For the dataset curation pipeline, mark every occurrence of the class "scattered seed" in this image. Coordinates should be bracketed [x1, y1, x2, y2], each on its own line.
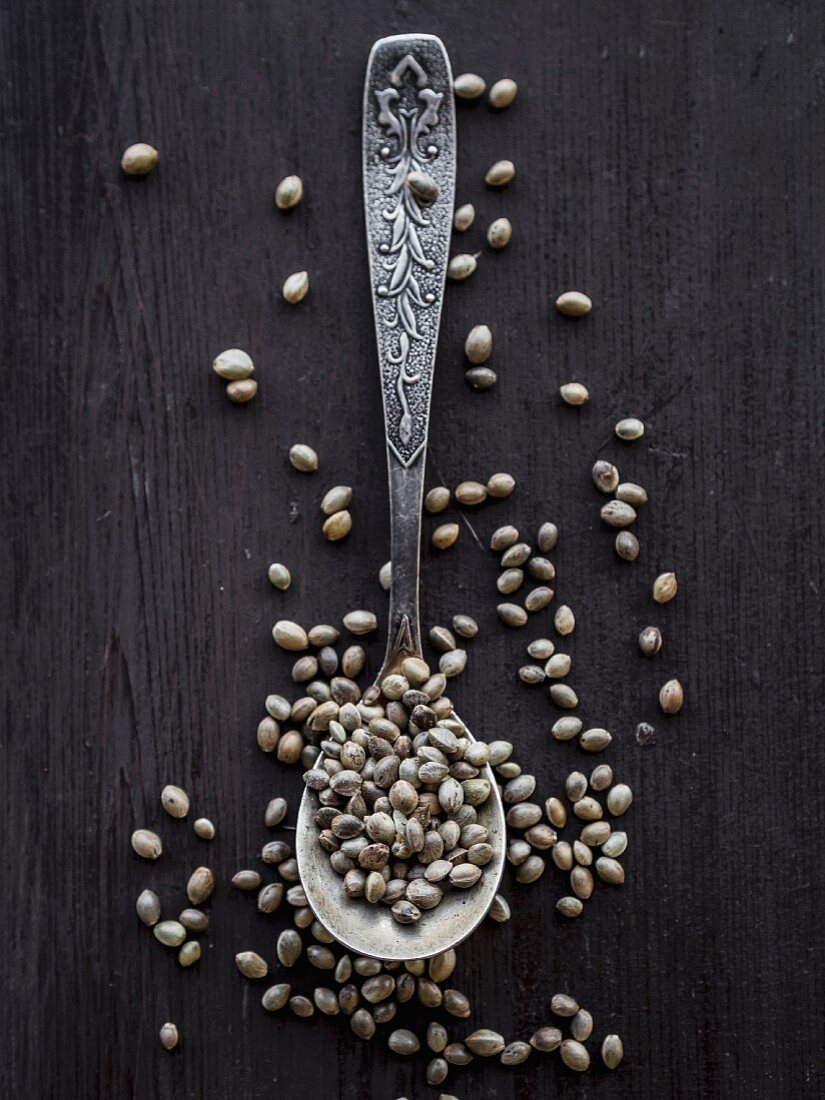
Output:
[530, 1026, 562, 1051]
[429, 625, 456, 651]
[556, 895, 583, 917]
[497, 602, 528, 628]
[179, 907, 209, 932]
[321, 486, 353, 515]
[121, 143, 158, 175]
[497, 568, 523, 595]
[561, 1038, 591, 1071]
[425, 486, 451, 513]
[136, 889, 161, 926]
[491, 524, 519, 550]
[592, 460, 619, 494]
[485, 160, 515, 187]
[590, 764, 613, 791]
[272, 620, 308, 651]
[406, 170, 439, 206]
[550, 683, 578, 708]
[464, 324, 493, 364]
[232, 870, 262, 890]
[601, 1033, 624, 1069]
[388, 1028, 421, 1055]
[559, 381, 589, 406]
[226, 378, 257, 403]
[571, 865, 594, 900]
[454, 72, 486, 99]
[639, 625, 662, 657]
[212, 348, 254, 380]
[466, 1029, 505, 1056]
[602, 831, 628, 858]
[466, 366, 497, 389]
[289, 443, 318, 473]
[455, 480, 487, 505]
[262, 983, 291, 1011]
[131, 829, 162, 860]
[545, 797, 567, 828]
[551, 993, 579, 1017]
[161, 784, 189, 819]
[257, 716, 279, 752]
[502, 1040, 531, 1065]
[489, 893, 511, 922]
[447, 253, 477, 280]
[615, 531, 640, 561]
[154, 920, 187, 947]
[440, 649, 467, 678]
[452, 614, 478, 638]
[432, 522, 460, 549]
[187, 866, 214, 905]
[554, 605, 575, 636]
[322, 509, 352, 541]
[274, 174, 303, 209]
[596, 856, 625, 884]
[282, 270, 309, 303]
[159, 1022, 179, 1051]
[489, 76, 518, 107]
[277, 928, 303, 967]
[653, 572, 678, 603]
[378, 561, 392, 591]
[487, 217, 512, 249]
[267, 563, 291, 591]
[537, 522, 559, 552]
[617, 481, 648, 506]
[525, 586, 554, 612]
[264, 797, 287, 828]
[659, 678, 684, 714]
[453, 202, 475, 231]
[545, 653, 571, 678]
[343, 610, 377, 635]
[487, 472, 515, 498]
[519, 664, 546, 685]
[555, 290, 592, 317]
[178, 941, 202, 967]
[580, 727, 612, 753]
[571, 1009, 594, 1041]
[528, 638, 554, 660]
[615, 417, 645, 441]
[600, 500, 637, 528]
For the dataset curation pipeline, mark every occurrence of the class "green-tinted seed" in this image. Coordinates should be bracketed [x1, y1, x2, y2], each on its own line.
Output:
[653, 571, 678, 603]
[154, 920, 187, 947]
[560, 381, 589, 406]
[453, 202, 475, 231]
[489, 77, 518, 108]
[602, 1033, 624, 1069]
[454, 73, 486, 99]
[178, 941, 201, 967]
[212, 348, 253, 380]
[274, 175, 303, 210]
[282, 270, 309, 303]
[556, 895, 583, 917]
[615, 417, 645, 441]
[193, 817, 215, 839]
[465, 366, 497, 389]
[447, 254, 478, 280]
[555, 291, 592, 317]
[602, 831, 628, 857]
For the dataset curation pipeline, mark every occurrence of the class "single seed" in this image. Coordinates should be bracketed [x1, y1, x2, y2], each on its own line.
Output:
[528, 638, 554, 660]
[590, 763, 613, 791]
[178, 941, 201, 967]
[659, 678, 684, 714]
[546, 653, 571, 678]
[555, 291, 592, 317]
[453, 202, 475, 231]
[379, 560, 392, 590]
[600, 500, 637, 528]
[267, 563, 291, 591]
[516, 854, 546, 883]
[236, 951, 268, 979]
[131, 829, 162, 860]
[266, 694, 291, 721]
[425, 486, 451, 513]
[406, 170, 439, 206]
[551, 993, 579, 1017]
[592, 460, 620, 494]
[465, 366, 497, 389]
[187, 866, 214, 905]
[323, 509, 352, 541]
[265, 797, 287, 827]
[288, 443, 318, 473]
[272, 620, 308, 651]
[487, 217, 512, 249]
[565, 771, 587, 802]
[607, 782, 633, 816]
[639, 625, 663, 657]
[277, 929, 303, 967]
[501, 1041, 531, 1065]
[602, 831, 628, 857]
[388, 1028, 420, 1055]
[570, 1009, 593, 1041]
[489, 77, 517, 108]
[159, 1022, 179, 1051]
[519, 665, 545, 685]
[571, 865, 594, 899]
[455, 480, 487, 505]
[615, 417, 645, 441]
[232, 870, 262, 890]
[601, 1033, 624, 1069]
[212, 348, 253, 380]
[615, 531, 640, 561]
[321, 485, 353, 515]
[560, 381, 589, 406]
[447, 253, 477, 280]
[256, 716, 279, 752]
[428, 1021, 448, 1053]
[179, 908, 209, 932]
[440, 649, 467, 678]
[444, 1041, 473, 1064]
[489, 893, 511, 922]
[136, 889, 160, 926]
[343, 609, 377, 635]
[464, 324, 493, 364]
[530, 1026, 562, 1051]
[574, 839, 592, 867]
[454, 72, 486, 99]
[573, 796, 603, 821]
[617, 481, 648, 506]
[121, 142, 158, 175]
[262, 983, 291, 1011]
[497, 602, 528, 628]
[554, 605, 575, 635]
[560, 1038, 591, 1071]
[314, 987, 339, 1015]
[497, 568, 523, 595]
[525, 586, 554, 612]
[274, 174, 303, 209]
[490, 524, 519, 550]
[580, 727, 612, 753]
[466, 1029, 505, 1056]
[596, 856, 625, 884]
[154, 920, 187, 947]
[432, 523, 460, 549]
[653, 572, 678, 603]
[556, 895, 583, 918]
[487, 472, 515, 498]
[452, 614, 478, 638]
[160, 784, 189, 819]
[537, 522, 559, 551]
[581, 821, 612, 846]
[545, 796, 567, 828]
[485, 159, 515, 186]
[226, 378, 257, 403]
[552, 841, 573, 870]
[282, 270, 309, 303]
[550, 683, 578, 708]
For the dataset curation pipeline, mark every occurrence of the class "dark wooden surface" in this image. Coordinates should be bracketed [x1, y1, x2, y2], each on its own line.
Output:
[3, 1, 824, 1097]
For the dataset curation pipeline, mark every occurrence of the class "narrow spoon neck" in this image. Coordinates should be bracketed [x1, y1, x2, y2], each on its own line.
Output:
[383, 455, 425, 672]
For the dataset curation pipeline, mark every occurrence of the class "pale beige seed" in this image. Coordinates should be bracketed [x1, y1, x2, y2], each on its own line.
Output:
[537, 522, 559, 552]
[489, 893, 511, 922]
[453, 202, 475, 232]
[590, 764, 613, 791]
[406, 170, 439, 206]
[560, 381, 589, 406]
[546, 797, 567, 828]
[378, 560, 392, 590]
[552, 715, 581, 741]
[454, 72, 486, 99]
[212, 348, 254, 380]
[490, 524, 519, 550]
[596, 856, 625, 884]
[425, 486, 451, 513]
[447, 253, 477, 280]
[615, 530, 640, 561]
[136, 889, 160, 926]
[487, 217, 512, 249]
[322, 509, 352, 541]
[232, 869, 262, 890]
[187, 866, 214, 904]
[653, 571, 678, 603]
[121, 142, 158, 175]
[131, 829, 162, 860]
[262, 983, 291, 1012]
[581, 821, 611, 846]
[466, 1029, 505, 1056]
[464, 324, 493, 364]
[592, 460, 619, 493]
[161, 784, 189, 819]
[268, 562, 291, 590]
[455, 480, 487, 505]
[226, 379, 257, 403]
[556, 895, 583, 917]
[502, 1041, 531, 1065]
[574, 840, 592, 866]
[551, 993, 579, 1017]
[432, 523, 460, 549]
[528, 638, 554, 659]
[617, 481, 649, 506]
[272, 620, 308, 651]
[602, 831, 628, 858]
[275, 174, 303, 209]
[321, 485, 353, 515]
[178, 941, 201, 967]
[497, 568, 523, 595]
[546, 653, 571, 678]
[289, 443, 318, 472]
[555, 291, 592, 317]
[440, 649, 467, 678]
[154, 920, 186, 946]
[554, 605, 575, 635]
[571, 865, 594, 899]
[343, 609, 377, 635]
[561, 1038, 591, 1071]
[489, 77, 517, 108]
[519, 664, 545, 685]
[573, 796, 603, 821]
[159, 1022, 179, 1051]
[602, 1033, 624, 1069]
[485, 159, 515, 186]
[615, 417, 645, 441]
[487, 472, 515, 498]
[452, 614, 478, 638]
[497, 602, 528, 628]
[525, 586, 554, 612]
[659, 678, 684, 714]
[600, 500, 637, 528]
[607, 783, 633, 815]
[550, 683, 578, 708]
[639, 625, 663, 656]
[580, 727, 612, 753]
[236, 951, 268, 979]
[282, 270, 309, 303]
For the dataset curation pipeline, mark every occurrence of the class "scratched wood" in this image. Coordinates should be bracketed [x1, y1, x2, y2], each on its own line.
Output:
[2, 1, 824, 1097]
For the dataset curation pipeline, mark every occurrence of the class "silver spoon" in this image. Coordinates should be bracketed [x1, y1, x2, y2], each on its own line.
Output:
[296, 33, 505, 962]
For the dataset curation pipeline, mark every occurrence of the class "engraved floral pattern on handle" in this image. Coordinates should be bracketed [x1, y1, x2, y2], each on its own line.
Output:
[364, 39, 455, 467]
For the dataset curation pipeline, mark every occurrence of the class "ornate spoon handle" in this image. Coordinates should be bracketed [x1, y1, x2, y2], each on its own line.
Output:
[362, 33, 456, 669]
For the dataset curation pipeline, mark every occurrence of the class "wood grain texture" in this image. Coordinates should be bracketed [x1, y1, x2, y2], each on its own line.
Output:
[2, 1, 824, 1097]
